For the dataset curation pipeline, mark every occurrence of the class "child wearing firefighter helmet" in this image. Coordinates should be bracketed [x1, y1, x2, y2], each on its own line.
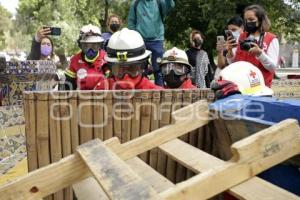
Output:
[96, 28, 162, 90]
[64, 24, 107, 90]
[159, 47, 196, 89]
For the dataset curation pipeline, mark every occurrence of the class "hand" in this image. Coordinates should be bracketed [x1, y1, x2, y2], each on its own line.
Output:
[35, 26, 51, 42]
[211, 80, 241, 100]
[225, 36, 237, 52]
[248, 42, 262, 57]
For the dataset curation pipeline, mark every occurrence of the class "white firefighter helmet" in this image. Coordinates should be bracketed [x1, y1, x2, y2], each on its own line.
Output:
[79, 24, 104, 43]
[219, 61, 273, 96]
[105, 28, 151, 63]
[159, 47, 192, 70]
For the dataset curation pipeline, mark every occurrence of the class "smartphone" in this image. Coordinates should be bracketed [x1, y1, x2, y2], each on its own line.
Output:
[217, 35, 225, 42]
[44, 26, 61, 36]
[225, 30, 234, 39]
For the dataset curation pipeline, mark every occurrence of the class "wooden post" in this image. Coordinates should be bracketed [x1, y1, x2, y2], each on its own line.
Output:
[139, 91, 152, 163]
[48, 92, 63, 200]
[23, 92, 38, 172]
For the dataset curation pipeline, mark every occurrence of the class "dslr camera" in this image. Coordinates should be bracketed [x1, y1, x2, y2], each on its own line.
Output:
[240, 35, 257, 51]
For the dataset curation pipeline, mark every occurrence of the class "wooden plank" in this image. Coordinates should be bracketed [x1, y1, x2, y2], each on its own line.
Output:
[36, 93, 50, 168]
[139, 91, 152, 162]
[149, 91, 161, 170]
[0, 155, 90, 200]
[166, 90, 183, 183]
[130, 92, 141, 140]
[160, 119, 300, 200]
[24, 93, 38, 172]
[93, 91, 104, 140]
[59, 92, 73, 200]
[113, 91, 122, 142]
[126, 157, 174, 193]
[74, 157, 174, 200]
[76, 139, 158, 200]
[69, 91, 79, 153]
[103, 92, 113, 140]
[121, 91, 133, 143]
[48, 92, 64, 200]
[79, 91, 93, 144]
[157, 90, 172, 176]
[73, 177, 109, 200]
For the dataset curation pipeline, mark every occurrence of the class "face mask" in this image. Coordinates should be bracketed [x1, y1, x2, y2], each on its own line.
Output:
[110, 24, 120, 32]
[41, 45, 52, 56]
[193, 38, 202, 48]
[164, 70, 183, 88]
[231, 31, 240, 41]
[245, 21, 259, 33]
[114, 74, 142, 89]
[84, 48, 98, 61]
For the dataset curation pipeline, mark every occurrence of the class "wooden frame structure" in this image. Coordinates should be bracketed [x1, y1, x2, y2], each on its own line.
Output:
[1, 101, 299, 200]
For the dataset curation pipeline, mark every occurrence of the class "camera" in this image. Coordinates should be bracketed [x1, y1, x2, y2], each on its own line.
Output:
[240, 35, 257, 51]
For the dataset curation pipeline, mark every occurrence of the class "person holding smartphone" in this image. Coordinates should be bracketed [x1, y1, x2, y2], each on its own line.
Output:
[226, 5, 279, 87]
[27, 26, 57, 61]
[216, 16, 244, 70]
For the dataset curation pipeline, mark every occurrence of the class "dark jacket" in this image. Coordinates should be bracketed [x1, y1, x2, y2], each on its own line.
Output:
[27, 37, 41, 60]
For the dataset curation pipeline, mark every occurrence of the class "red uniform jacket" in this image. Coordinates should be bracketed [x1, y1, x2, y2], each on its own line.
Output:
[95, 77, 163, 90]
[65, 50, 107, 90]
[234, 32, 276, 87]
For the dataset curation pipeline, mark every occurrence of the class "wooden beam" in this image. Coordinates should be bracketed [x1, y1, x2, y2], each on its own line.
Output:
[0, 101, 209, 199]
[160, 119, 300, 200]
[76, 139, 158, 200]
[159, 138, 300, 200]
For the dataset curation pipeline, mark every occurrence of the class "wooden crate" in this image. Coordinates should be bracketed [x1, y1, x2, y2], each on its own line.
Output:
[23, 89, 217, 200]
[0, 101, 299, 200]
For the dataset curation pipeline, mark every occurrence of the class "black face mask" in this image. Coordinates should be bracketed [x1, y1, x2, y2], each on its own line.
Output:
[110, 24, 120, 32]
[193, 38, 202, 48]
[245, 21, 259, 33]
[163, 70, 184, 88]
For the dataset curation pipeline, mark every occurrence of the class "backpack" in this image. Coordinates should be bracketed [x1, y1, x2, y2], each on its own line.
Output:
[134, 0, 164, 21]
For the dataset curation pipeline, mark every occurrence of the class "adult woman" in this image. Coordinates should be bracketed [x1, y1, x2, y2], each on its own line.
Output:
[226, 5, 279, 87]
[186, 30, 213, 88]
[102, 14, 122, 50]
[27, 26, 56, 61]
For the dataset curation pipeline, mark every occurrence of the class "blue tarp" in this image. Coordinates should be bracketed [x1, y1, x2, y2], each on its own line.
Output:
[210, 95, 300, 196]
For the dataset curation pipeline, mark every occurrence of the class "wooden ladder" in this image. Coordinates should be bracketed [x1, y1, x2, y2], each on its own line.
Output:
[0, 100, 299, 200]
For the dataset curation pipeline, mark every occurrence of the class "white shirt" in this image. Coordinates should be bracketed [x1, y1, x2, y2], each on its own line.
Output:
[227, 33, 279, 72]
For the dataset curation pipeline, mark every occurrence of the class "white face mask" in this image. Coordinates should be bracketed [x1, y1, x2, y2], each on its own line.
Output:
[232, 31, 240, 41]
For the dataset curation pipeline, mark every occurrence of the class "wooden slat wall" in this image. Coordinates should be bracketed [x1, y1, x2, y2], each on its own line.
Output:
[23, 89, 213, 200]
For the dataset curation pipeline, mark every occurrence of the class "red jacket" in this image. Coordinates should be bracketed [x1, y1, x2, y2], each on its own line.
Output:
[164, 79, 196, 89]
[234, 32, 276, 87]
[65, 50, 107, 90]
[95, 77, 163, 90]
[179, 79, 197, 89]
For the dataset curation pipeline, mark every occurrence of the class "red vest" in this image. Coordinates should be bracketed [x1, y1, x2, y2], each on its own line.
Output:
[234, 32, 276, 87]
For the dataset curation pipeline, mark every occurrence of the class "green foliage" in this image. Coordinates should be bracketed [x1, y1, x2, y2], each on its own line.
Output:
[1, 0, 299, 61]
[0, 5, 12, 50]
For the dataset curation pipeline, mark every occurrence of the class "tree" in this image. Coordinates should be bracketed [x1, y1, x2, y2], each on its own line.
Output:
[165, 0, 300, 68]
[0, 5, 12, 50]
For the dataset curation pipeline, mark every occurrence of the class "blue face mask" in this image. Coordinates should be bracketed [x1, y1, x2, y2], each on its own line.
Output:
[85, 48, 98, 60]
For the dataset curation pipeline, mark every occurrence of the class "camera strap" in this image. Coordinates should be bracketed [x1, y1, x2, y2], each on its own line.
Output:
[258, 32, 265, 49]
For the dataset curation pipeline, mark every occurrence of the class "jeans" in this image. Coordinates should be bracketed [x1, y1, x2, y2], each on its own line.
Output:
[144, 40, 164, 86]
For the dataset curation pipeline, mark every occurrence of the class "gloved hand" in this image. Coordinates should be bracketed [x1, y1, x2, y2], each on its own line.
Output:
[211, 80, 241, 100]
